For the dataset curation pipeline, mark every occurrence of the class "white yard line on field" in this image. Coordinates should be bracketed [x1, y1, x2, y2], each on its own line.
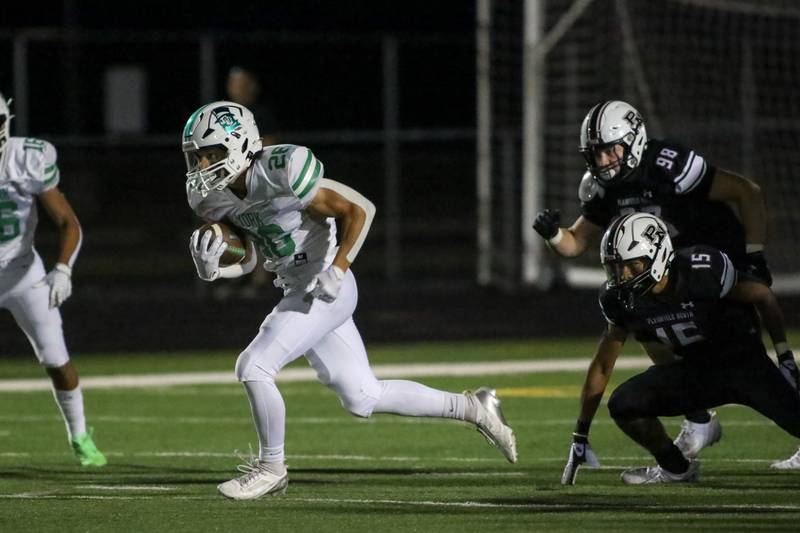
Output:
[2, 491, 800, 512]
[0, 356, 653, 392]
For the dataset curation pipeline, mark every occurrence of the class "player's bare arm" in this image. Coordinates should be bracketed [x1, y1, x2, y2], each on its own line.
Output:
[534, 210, 602, 258]
[561, 324, 628, 484]
[728, 280, 791, 357]
[307, 179, 376, 272]
[578, 324, 628, 424]
[708, 169, 767, 248]
[38, 187, 82, 267]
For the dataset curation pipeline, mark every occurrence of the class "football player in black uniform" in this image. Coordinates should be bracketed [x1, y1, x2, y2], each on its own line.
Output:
[561, 213, 798, 485]
[534, 100, 774, 471]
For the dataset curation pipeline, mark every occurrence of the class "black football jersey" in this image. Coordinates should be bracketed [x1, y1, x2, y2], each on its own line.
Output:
[581, 139, 746, 267]
[599, 246, 761, 359]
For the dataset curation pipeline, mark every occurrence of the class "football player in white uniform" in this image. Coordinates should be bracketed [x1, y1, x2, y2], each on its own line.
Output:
[182, 101, 518, 500]
[0, 94, 105, 466]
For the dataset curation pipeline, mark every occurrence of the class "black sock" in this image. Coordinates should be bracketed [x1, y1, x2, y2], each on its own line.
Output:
[685, 411, 711, 424]
[654, 444, 690, 474]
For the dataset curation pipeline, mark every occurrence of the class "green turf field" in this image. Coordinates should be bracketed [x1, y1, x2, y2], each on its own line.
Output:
[1, 339, 799, 532]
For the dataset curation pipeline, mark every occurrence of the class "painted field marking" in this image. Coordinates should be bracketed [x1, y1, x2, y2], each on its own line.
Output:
[0, 356, 654, 392]
[2, 491, 800, 512]
[76, 485, 176, 491]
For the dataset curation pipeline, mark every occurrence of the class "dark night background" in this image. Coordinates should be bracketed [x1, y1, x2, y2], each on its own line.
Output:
[0, 1, 798, 356]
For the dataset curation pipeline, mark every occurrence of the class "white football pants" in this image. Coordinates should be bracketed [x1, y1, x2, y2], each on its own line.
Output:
[0, 251, 70, 368]
[235, 270, 467, 462]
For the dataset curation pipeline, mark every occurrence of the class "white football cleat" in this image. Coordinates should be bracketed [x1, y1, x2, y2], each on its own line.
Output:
[467, 387, 518, 463]
[674, 411, 722, 458]
[217, 459, 288, 501]
[620, 460, 700, 485]
[771, 447, 800, 470]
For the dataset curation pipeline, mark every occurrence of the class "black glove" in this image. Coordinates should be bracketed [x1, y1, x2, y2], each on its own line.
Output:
[533, 209, 561, 240]
[778, 350, 799, 393]
[560, 432, 600, 485]
[745, 251, 773, 286]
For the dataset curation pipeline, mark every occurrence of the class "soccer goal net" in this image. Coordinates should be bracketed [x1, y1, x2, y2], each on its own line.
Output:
[477, 0, 800, 293]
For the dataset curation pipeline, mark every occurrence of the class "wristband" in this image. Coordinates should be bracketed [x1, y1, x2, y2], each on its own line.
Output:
[746, 244, 764, 254]
[548, 228, 565, 246]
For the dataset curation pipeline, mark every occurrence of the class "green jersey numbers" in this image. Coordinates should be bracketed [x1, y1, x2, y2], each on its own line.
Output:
[267, 146, 292, 171]
[254, 223, 296, 259]
[0, 199, 20, 242]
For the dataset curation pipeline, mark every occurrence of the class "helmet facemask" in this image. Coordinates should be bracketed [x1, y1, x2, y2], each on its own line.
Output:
[603, 255, 657, 311]
[580, 135, 638, 186]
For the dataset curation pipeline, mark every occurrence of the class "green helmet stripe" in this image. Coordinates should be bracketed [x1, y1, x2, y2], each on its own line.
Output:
[183, 106, 205, 139]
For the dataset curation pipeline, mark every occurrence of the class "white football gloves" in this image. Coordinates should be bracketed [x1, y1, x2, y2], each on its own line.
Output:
[560, 437, 601, 485]
[34, 263, 73, 309]
[190, 229, 228, 281]
[311, 265, 345, 303]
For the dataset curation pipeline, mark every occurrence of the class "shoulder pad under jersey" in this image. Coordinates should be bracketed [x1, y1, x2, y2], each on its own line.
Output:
[579, 171, 604, 202]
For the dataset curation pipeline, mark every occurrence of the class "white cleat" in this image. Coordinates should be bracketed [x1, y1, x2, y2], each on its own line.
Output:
[621, 460, 700, 485]
[674, 411, 722, 458]
[467, 387, 518, 463]
[771, 447, 800, 470]
[217, 459, 288, 501]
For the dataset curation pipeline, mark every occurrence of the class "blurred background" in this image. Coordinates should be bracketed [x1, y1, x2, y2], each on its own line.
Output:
[1, 0, 798, 355]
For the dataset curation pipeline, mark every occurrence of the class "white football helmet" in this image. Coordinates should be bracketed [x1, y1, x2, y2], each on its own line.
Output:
[0, 93, 12, 159]
[580, 100, 647, 186]
[600, 212, 674, 309]
[182, 101, 262, 197]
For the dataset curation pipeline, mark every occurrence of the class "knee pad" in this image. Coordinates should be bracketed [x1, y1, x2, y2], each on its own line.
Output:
[338, 377, 382, 418]
[33, 328, 70, 369]
[235, 349, 275, 383]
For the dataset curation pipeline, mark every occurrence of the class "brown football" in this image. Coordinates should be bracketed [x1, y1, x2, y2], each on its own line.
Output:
[197, 221, 247, 266]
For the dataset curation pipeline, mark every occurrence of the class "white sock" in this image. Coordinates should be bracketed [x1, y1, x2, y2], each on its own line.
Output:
[52, 386, 87, 441]
[243, 380, 286, 466]
[373, 380, 468, 420]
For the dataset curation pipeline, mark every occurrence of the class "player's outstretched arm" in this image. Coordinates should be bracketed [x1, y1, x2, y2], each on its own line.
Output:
[36, 187, 82, 308]
[306, 179, 376, 302]
[728, 280, 797, 389]
[533, 212, 601, 258]
[709, 170, 771, 284]
[562, 324, 627, 485]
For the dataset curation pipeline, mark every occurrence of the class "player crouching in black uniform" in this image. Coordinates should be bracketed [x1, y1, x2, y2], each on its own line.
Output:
[567, 212, 798, 485]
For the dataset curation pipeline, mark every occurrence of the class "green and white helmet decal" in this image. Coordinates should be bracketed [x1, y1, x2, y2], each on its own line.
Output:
[182, 101, 262, 196]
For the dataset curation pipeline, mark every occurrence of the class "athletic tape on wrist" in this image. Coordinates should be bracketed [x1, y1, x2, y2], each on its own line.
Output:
[548, 228, 565, 246]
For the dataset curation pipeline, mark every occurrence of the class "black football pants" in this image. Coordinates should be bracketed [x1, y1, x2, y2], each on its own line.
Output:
[608, 347, 800, 439]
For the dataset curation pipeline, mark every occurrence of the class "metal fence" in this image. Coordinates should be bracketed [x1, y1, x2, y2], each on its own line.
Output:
[1, 28, 476, 288]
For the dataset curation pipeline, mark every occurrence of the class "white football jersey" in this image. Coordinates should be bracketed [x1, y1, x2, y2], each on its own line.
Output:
[0, 137, 60, 263]
[187, 144, 336, 290]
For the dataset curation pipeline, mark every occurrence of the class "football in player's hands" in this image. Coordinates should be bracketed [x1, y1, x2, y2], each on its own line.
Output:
[197, 222, 246, 266]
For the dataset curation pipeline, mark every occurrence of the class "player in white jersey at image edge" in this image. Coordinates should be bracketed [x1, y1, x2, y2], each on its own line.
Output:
[0, 93, 105, 466]
[182, 101, 518, 500]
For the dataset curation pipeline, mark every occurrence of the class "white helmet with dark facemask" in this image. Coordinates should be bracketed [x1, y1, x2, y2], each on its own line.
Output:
[0, 93, 12, 164]
[580, 100, 647, 186]
[600, 212, 674, 310]
[182, 101, 262, 197]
